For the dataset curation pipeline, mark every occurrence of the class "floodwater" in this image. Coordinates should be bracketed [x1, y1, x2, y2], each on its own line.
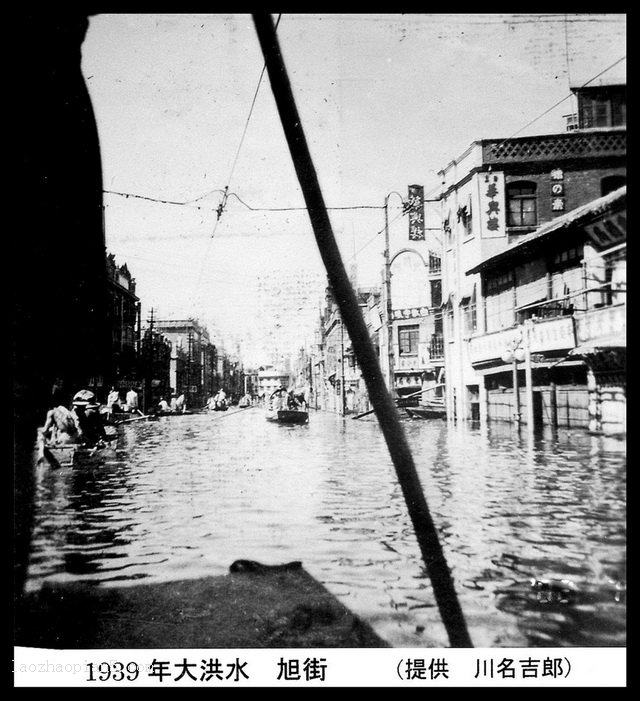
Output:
[25, 407, 626, 648]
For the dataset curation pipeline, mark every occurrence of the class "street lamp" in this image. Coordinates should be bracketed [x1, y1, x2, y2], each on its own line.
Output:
[383, 191, 407, 394]
[501, 320, 534, 430]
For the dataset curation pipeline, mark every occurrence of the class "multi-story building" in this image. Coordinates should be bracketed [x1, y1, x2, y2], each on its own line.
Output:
[154, 318, 215, 409]
[255, 366, 290, 400]
[317, 284, 382, 415]
[378, 187, 444, 406]
[438, 81, 626, 431]
[139, 319, 172, 412]
[105, 253, 141, 398]
[466, 186, 626, 434]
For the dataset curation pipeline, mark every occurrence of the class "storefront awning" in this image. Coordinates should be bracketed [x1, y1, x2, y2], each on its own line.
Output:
[569, 335, 626, 356]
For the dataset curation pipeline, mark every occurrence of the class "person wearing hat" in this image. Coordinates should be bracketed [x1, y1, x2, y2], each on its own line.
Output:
[72, 390, 108, 447]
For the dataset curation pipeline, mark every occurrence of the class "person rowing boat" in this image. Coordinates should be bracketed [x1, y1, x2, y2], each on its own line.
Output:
[71, 389, 112, 448]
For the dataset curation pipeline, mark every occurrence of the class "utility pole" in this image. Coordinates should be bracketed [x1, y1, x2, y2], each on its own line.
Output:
[340, 317, 346, 415]
[144, 308, 156, 414]
[384, 194, 395, 395]
[512, 358, 521, 424]
[187, 331, 193, 406]
[523, 319, 534, 435]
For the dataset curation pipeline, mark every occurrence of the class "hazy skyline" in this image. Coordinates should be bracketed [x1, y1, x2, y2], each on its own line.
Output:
[81, 13, 626, 362]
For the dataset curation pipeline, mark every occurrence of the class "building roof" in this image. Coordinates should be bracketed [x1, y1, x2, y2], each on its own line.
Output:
[466, 186, 626, 275]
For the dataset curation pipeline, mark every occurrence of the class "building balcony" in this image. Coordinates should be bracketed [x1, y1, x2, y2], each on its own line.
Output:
[429, 334, 444, 361]
[468, 316, 577, 366]
[573, 303, 626, 348]
[481, 128, 626, 166]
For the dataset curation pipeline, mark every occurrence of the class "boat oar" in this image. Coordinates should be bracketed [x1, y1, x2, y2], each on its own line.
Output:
[209, 405, 257, 419]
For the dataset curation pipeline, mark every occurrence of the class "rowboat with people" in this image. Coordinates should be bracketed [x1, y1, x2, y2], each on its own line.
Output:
[37, 425, 120, 468]
[40, 440, 119, 468]
[265, 387, 309, 425]
[37, 388, 121, 467]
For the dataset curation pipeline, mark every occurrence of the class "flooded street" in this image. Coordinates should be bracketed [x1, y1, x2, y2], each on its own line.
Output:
[26, 408, 626, 649]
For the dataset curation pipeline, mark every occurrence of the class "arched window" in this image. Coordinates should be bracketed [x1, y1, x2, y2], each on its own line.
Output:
[601, 175, 626, 197]
[506, 181, 537, 227]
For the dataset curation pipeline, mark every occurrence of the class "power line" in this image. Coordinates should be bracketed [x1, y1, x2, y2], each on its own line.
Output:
[103, 188, 225, 209]
[191, 15, 282, 307]
[104, 188, 388, 213]
[228, 191, 383, 212]
[224, 14, 282, 196]
[488, 54, 626, 152]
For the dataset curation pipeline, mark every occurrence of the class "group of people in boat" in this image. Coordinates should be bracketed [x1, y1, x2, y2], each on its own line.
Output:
[155, 392, 187, 415]
[269, 386, 307, 412]
[206, 388, 228, 411]
[38, 384, 118, 458]
[106, 385, 141, 417]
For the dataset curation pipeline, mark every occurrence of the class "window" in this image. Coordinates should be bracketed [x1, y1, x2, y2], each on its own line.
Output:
[485, 271, 513, 295]
[457, 199, 473, 237]
[601, 175, 626, 196]
[506, 182, 537, 227]
[579, 90, 626, 129]
[550, 245, 583, 271]
[430, 279, 442, 308]
[398, 324, 419, 356]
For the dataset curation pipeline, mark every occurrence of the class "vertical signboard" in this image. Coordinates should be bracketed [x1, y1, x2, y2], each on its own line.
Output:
[479, 171, 506, 238]
[407, 184, 425, 241]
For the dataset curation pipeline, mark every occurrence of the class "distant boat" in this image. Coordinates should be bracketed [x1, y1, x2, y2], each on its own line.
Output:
[267, 409, 309, 425]
[265, 388, 309, 425]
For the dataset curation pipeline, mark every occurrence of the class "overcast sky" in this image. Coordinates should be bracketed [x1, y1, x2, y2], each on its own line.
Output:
[81, 13, 626, 361]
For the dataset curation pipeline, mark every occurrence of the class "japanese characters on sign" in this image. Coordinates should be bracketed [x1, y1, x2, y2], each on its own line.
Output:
[407, 184, 425, 241]
[550, 168, 565, 211]
[392, 306, 430, 320]
[480, 172, 505, 238]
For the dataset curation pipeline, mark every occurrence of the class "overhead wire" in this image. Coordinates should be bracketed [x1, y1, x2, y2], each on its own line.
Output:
[189, 13, 283, 311]
[487, 54, 626, 155]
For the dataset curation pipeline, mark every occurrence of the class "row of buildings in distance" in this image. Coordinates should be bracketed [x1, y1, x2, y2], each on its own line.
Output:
[89, 254, 244, 412]
[296, 81, 625, 437]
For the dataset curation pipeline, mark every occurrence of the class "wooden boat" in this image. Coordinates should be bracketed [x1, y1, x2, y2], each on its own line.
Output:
[267, 409, 309, 425]
[404, 400, 446, 420]
[265, 388, 309, 424]
[42, 441, 118, 468]
[38, 425, 120, 468]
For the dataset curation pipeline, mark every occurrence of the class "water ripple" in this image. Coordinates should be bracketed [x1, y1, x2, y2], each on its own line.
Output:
[26, 410, 626, 648]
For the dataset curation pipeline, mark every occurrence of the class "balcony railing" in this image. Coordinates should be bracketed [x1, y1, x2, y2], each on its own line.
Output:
[429, 334, 444, 360]
[428, 253, 442, 275]
[482, 129, 626, 165]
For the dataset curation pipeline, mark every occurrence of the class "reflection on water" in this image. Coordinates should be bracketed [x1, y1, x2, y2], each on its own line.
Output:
[26, 408, 626, 648]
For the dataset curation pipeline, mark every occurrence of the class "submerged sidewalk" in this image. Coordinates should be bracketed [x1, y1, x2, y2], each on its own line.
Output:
[15, 560, 388, 649]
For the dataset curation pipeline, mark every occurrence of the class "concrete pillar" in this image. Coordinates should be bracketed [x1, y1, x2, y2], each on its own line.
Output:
[587, 367, 602, 434]
[479, 377, 488, 427]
